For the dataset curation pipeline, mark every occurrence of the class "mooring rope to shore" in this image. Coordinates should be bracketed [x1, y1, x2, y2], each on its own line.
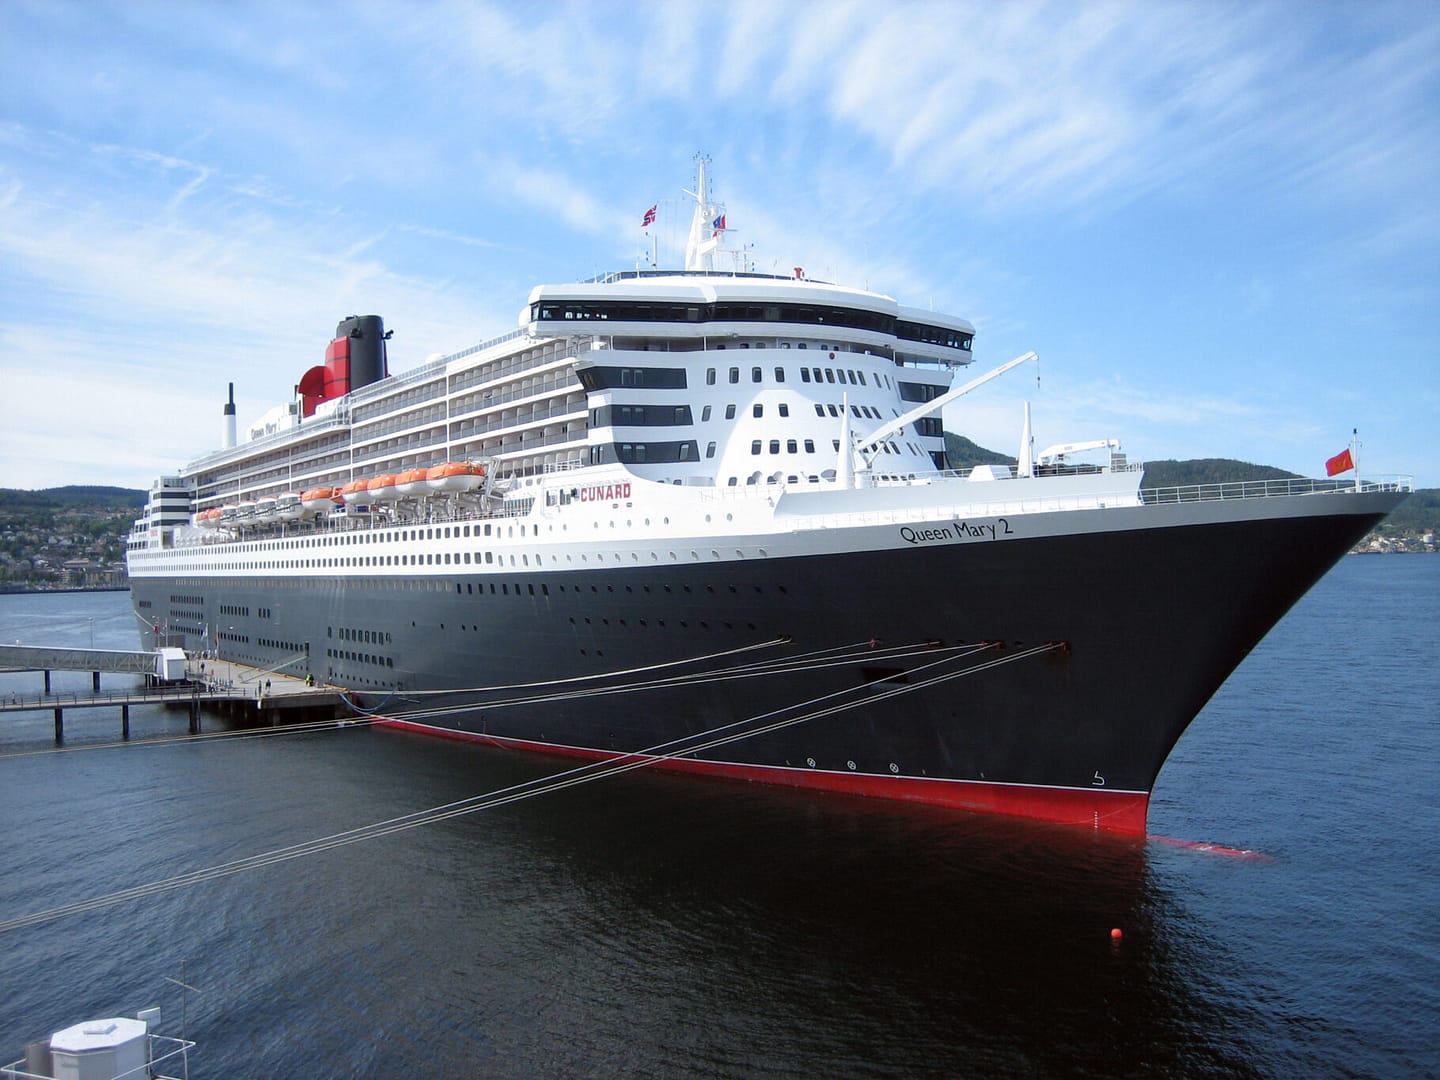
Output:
[352, 637, 991, 724]
[0, 641, 1064, 934]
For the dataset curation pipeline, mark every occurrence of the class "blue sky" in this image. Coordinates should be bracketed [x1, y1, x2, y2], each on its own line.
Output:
[2, 0, 1437, 490]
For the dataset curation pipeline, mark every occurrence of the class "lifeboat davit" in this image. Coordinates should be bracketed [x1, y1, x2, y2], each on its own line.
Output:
[367, 474, 401, 502]
[235, 500, 258, 520]
[395, 467, 430, 498]
[426, 461, 486, 493]
[276, 491, 304, 520]
[300, 486, 338, 515]
[220, 504, 239, 523]
[254, 496, 279, 523]
[339, 479, 372, 505]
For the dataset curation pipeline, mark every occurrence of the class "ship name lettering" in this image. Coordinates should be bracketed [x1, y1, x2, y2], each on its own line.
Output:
[950, 518, 1015, 541]
[578, 482, 632, 503]
[899, 525, 954, 545]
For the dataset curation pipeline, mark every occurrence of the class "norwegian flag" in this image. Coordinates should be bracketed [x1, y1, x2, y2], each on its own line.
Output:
[642, 204, 657, 227]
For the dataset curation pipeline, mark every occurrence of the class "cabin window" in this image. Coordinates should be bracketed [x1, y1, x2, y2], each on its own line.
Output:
[801, 369, 811, 383]
[706, 368, 716, 385]
[702, 405, 712, 421]
[753, 404, 763, 418]
[706, 441, 716, 458]
[778, 403, 789, 417]
[751, 366, 762, 383]
[774, 367, 785, 382]
[769, 439, 780, 454]
[787, 439, 797, 453]
[804, 439, 815, 453]
[729, 367, 739, 384]
[725, 404, 736, 420]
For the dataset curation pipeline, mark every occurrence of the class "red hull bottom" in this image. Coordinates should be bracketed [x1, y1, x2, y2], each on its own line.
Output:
[377, 718, 1152, 835]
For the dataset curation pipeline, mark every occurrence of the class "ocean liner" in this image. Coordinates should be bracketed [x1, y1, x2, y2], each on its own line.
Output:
[126, 162, 1408, 834]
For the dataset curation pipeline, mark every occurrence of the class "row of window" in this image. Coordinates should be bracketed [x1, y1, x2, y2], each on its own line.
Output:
[705, 363, 883, 388]
[588, 441, 701, 465]
[531, 298, 973, 351]
[577, 366, 687, 390]
[751, 439, 822, 455]
[332, 626, 393, 645]
[257, 637, 304, 653]
[590, 404, 693, 427]
[328, 647, 394, 668]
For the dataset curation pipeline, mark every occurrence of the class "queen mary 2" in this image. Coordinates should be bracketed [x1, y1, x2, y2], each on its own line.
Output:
[125, 162, 1409, 834]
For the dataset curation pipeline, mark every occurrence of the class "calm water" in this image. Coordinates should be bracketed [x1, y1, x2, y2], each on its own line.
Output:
[0, 559, 1436, 1078]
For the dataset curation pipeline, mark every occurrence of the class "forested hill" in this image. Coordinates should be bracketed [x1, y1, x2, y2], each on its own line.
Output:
[0, 486, 146, 511]
[1138, 458, 1301, 487]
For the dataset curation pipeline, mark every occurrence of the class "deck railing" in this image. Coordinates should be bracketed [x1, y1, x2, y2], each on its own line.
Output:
[1138, 476, 1412, 505]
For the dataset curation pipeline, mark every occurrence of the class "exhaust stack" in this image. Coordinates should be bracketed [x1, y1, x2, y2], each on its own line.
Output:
[298, 315, 391, 418]
[223, 383, 237, 449]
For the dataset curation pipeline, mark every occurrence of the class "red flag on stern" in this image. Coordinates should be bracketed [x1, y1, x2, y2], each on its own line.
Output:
[1325, 447, 1355, 476]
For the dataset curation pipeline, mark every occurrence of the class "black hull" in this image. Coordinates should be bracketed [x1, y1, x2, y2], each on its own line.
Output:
[129, 491, 1395, 832]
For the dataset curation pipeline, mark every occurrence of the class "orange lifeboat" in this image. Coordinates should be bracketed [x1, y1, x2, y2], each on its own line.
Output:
[426, 461, 486, 493]
[367, 474, 401, 502]
[395, 467, 430, 498]
[339, 479, 372, 505]
[300, 486, 339, 515]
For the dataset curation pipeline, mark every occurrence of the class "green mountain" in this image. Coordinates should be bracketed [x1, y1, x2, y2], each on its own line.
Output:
[0, 486, 147, 511]
[1138, 458, 1302, 487]
[943, 433, 1017, 471]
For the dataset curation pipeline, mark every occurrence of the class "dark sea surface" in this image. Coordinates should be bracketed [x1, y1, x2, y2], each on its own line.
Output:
[0, 557, 1436, 1078]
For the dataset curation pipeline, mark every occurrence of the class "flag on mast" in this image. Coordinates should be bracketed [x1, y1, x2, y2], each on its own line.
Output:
[642, 204, 657, 227]
[1325, 447, 1355, 476]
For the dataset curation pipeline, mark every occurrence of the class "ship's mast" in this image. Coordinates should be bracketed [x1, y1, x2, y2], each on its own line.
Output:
[683, 155, 721, 271]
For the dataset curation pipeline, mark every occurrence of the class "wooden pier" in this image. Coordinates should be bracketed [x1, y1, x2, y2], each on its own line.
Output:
[0, 649, 350, 742]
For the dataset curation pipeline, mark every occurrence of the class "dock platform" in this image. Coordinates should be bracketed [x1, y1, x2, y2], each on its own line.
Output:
[0, 650, 351, 741]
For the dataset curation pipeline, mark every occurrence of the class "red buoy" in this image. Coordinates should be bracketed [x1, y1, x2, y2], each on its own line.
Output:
[1110, 928, 1123, 940]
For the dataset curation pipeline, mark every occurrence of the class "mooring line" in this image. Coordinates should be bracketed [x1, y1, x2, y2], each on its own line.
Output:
[365, 638, 988, 725]
[0, 641, 1063, 934]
